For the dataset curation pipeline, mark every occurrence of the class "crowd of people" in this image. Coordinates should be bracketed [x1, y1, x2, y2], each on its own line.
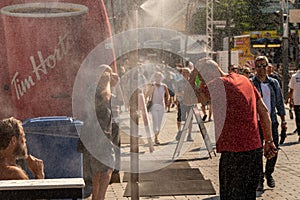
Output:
[0, 55, 299, 200]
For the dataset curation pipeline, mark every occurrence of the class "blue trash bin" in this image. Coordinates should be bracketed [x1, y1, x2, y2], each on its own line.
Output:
[22, 116, 84, 179]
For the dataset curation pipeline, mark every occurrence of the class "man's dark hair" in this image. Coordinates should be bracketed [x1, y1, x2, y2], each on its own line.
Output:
[0, 117, 22, 150]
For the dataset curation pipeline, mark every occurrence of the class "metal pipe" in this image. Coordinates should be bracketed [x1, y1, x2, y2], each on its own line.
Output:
[281, 0, 289, 99]
[130, 89, 139, 200]
[295, 0, 299, 69]
[130, 7, 140, 200]
[227, 0, 232, 67]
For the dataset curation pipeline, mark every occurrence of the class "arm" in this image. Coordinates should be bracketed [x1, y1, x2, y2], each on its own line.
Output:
[257, 98, 277, 159]
[286, 88, 294, 108]
[97, 71, 111, 103]
[164, 85, 170, 106]
[26, 154, 44, 179]
[285, 76, 294, 107]
[144, 84, 154, 100]
[115, 84, 124, 105]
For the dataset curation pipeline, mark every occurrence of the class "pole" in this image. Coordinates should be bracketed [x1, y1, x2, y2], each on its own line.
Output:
[130, 6, 139, 200]
[184, 0, 191, 59]
[282, 0, 289, 99]
[295, 0, 299, 69]
[130, 89, 139, 200]
[227, 0, 232, 67]
[282, 34, 289, 98]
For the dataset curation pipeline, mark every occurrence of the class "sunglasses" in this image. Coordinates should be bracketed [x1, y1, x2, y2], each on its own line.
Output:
[244, 71, 250, 74]
[256, 63, 267, 68]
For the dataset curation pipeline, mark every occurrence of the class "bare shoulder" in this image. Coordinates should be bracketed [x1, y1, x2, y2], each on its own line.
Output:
[0, 165, 28, 180]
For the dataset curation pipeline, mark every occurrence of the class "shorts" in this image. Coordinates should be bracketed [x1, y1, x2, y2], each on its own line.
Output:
[83, 147, 114, 179]
[168, 88, 175, 97]
[177, 102, 192, 122]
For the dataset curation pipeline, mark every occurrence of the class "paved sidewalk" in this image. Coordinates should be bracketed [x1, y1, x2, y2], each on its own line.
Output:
[88, 106, 300, 200]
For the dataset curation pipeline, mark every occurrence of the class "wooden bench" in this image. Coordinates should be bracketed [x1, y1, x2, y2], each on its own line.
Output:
[0, 178, 85, 200]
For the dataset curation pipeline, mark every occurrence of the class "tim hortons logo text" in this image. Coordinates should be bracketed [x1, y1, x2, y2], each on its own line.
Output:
[11, 32, 73, 100]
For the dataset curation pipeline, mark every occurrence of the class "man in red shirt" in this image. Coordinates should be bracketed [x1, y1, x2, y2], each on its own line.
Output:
[197, 58, 277, 199]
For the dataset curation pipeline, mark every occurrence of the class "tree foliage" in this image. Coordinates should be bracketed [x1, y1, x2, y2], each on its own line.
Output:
[190, 0, 274, 35]
[189, 0, 275, 50]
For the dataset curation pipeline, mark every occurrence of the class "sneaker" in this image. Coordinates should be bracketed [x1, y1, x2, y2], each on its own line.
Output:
[266, 175, 275, 188]
[279, 136, 286, 145]
[256, 179, 264, 191]
[187, 135, 194, 142]
[280, 129, 287, 144]
[294, 129, 298, 134]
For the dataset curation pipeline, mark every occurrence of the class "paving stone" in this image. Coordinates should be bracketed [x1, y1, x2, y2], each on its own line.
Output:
[82, 106, 300, 200]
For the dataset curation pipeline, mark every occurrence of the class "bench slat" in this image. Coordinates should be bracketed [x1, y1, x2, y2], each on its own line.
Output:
[0, 178, 84, 190]
[0, 178, 85, 200]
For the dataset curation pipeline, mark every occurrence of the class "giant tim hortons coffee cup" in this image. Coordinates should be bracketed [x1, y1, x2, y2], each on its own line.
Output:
[1, 2, 88, 119]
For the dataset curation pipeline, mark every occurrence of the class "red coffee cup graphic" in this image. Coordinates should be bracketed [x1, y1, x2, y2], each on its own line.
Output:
[1, 2, 88, 119]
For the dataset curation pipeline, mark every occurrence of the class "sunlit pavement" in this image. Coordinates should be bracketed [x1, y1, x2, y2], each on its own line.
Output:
[85, 105, 300, 200]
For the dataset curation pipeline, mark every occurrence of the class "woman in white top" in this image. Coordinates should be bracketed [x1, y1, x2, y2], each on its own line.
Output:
[146, 71, 170, 144]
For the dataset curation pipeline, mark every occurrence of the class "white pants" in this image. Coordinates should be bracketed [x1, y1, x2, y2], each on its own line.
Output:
[150, 104, 166, 134]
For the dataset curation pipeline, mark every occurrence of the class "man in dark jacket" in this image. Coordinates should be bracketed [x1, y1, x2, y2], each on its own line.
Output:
[250, 56, 287, 190]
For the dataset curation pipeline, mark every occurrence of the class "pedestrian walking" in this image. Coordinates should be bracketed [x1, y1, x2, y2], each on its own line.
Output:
[146, 71, 170, 144]
[79, 64, 119, 200]
[175, 67, 195, 142]
[250, 55, 286, 190]
[286, 68, 300, 142]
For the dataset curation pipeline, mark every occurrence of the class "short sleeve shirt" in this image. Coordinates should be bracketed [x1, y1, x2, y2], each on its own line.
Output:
[288, 71, 300, 105]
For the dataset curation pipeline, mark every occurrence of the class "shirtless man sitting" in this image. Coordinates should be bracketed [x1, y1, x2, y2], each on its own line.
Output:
[0, 117, 44, 180]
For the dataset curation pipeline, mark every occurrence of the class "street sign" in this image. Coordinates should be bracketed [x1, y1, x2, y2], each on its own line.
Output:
[212, 20, 226, 25]
[215, 25, 226, 29]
